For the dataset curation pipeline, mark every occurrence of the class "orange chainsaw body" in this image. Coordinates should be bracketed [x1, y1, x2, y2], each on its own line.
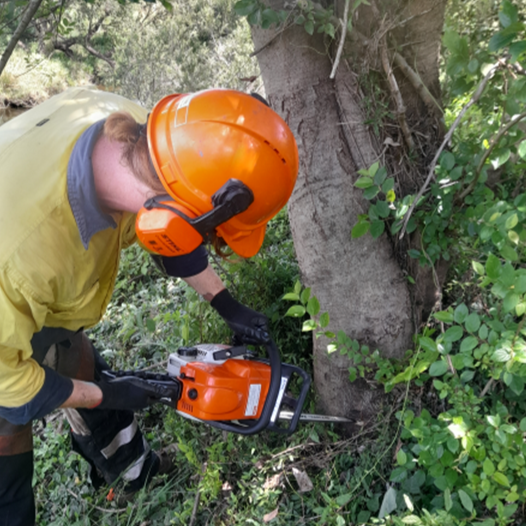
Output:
[176, 359, 271, 421]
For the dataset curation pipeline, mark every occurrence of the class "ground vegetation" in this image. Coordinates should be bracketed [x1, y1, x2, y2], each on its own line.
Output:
[1, 0, 526, 524]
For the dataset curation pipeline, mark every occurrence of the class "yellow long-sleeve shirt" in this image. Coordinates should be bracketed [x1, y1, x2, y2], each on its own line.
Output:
[0, 87, 147, 410]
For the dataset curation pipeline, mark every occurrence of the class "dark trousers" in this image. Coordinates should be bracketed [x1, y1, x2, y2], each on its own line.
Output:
[0, 330, 159, 526]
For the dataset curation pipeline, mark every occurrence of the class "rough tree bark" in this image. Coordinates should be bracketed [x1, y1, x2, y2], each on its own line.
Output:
[251, 0, 447, 422]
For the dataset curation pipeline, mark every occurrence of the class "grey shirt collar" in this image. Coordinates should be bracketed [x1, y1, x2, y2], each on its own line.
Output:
[67, 120, 117, 250]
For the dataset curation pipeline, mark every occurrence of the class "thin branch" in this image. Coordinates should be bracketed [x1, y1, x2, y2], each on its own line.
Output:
[83, 41, 115, 68]
[392, 52, 443, 117]
[0, 0, 44, 76]
[480, 378, 494, 398]
[329, 0, 351, 80]
[399, 63, 501, 239]
[380, 39, 414, 150]
[457, 110, 526, 201]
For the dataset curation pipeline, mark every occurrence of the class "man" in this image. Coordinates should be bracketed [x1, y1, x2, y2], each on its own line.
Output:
[0, 87, 298, 525]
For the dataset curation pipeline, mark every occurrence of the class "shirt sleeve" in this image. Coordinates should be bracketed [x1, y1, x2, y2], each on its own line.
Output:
[0, 268, 72, 423]
[154, 245, 209, 278]
[0, 366, 73, 425]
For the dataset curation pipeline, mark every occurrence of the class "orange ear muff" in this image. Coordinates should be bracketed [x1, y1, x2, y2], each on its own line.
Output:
[136, 199, 203, 256]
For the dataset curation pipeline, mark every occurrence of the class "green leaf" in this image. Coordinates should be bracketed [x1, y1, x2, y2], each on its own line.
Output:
[440, 151, 455, 171]
[282, 292, 300, 301]
[483, 458, 495, 476]
[373, 166, 387, 186]
[434, 311, 454, 323]
[304, 20, 314, 35]
[491, 149, 511, 170]
[503, 292, 519, 313]
[486, 254, 501, 280]
[307, 296, 320, 316]
[302, 319, 316, 332]
[444, 325, 464, 343]
[465, 313, 481, 333]
[234, 0, 259, 16]
[510, 40, 526, 62]
[493, 472, 510, 487]
[454, 303, 469, 323]
[368, 161, 379, 177]
[335, 493, 353, 507]
[509, 375, 524, 395]
[397, 449, 407, 465]
[300, 287, 311, 305]
[518, 140, 526, 159]
[386, 189, 396, 203]
[403, 494, 414, 512]
[429, 360, 448, 376]
[499, 0, 518, 27]
[382, 178, 395, 193]
[492, 348, 511, 362]
[519, 417, 526, 431]
[472, 261, 485, 275]
[401, 515, 422, 525]
[460, 336, 478, 352]
[378, 487, 397, 519]
[444, 488, 452, 511]
[363, 185, 380, 200]
[351, 221, 370, 239]
[505, 213, 519, 230]
[458, 489, 473, 513]
[370, 220, 385, 239]
[355, 176, 374, 189]
[285, 305, 306, 317]
[500, 245, 518, 261]
[146, 318, 156, 333]
[419, 336, 437, 353]
[375, 200, 391, 219]
[319, 312, 330, 328]
[489, 31, 516, 52]
[509, 230, 520, 244]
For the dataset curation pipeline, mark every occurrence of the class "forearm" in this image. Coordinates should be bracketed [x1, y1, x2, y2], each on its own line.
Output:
[182, 263, 225, 301]
[59, 379, 102, 409]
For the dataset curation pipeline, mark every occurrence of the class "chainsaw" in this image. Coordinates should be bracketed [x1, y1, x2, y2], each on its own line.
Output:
[102, 340, 352, 435]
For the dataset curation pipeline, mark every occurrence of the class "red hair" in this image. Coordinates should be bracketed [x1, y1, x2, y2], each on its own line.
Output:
[103, 112, 165, 194]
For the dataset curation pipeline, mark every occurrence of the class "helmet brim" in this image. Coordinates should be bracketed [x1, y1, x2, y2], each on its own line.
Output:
[220, 224, 267, 258]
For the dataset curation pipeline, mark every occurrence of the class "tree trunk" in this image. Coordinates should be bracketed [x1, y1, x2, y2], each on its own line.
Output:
[251, 0, 447, 422]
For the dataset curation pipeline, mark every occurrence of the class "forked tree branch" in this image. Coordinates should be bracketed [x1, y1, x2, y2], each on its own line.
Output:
[380, 39, 414, 150]
[0, 0, 44, 77]
[398, 63, 501, 239]
[457, 110, 526, 201]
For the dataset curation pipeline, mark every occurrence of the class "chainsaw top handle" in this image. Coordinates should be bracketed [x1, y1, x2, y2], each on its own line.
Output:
[203, 339, 283, 436]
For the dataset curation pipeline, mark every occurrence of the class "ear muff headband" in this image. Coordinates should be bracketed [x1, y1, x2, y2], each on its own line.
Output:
[136, 179, 254, 257]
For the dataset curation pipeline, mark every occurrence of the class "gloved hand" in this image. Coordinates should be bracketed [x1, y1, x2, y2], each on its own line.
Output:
[93, 376, 170, 412]
[211, 289, 270, 345]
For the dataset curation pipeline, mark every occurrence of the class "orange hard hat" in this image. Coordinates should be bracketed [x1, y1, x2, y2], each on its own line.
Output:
[146, 89, 299, 257]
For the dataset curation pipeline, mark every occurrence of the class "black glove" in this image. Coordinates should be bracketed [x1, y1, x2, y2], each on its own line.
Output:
[211, 289, 270, 345]
[94, 376, 170, 412]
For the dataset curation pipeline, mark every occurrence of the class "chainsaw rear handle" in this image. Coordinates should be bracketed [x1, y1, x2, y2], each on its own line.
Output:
[202, 339, 282, 436]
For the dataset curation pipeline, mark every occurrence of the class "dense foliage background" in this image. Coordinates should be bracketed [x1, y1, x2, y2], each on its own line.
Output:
[1, 0, 526, 524]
